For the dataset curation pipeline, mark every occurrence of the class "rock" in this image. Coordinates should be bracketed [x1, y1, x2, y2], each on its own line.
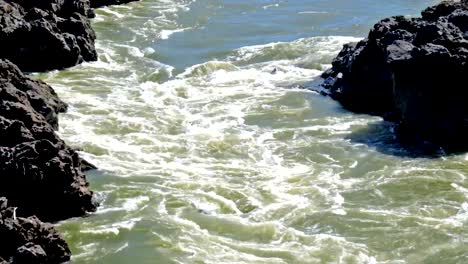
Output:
[0, 60, 67, 128]
[0, 0, 143, 260]
[322, 0, 468, 152]
[0, 0, 97, 72]
[0, 0, 144, 72]
[0, 198, 71, 264]
[15, 244, 47, 264]
[0, 59, 97, 221]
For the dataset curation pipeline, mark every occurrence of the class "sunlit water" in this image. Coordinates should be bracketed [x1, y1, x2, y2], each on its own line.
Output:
[38, 0, 468, 263]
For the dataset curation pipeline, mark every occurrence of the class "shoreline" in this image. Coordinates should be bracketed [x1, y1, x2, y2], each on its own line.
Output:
[0, 0, 139, 262]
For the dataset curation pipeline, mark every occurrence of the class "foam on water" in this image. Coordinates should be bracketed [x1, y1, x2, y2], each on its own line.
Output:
[48, 33, 374, 262]
[160, 28, 191, 39]
[80, 218, 142, 235]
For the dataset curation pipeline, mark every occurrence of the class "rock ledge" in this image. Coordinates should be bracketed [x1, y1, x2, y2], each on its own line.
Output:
[0, 0, 97, 72]
[0, 197, 71, 264]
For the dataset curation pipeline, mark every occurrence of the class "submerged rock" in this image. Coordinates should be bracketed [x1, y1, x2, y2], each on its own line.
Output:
[0, 0, 97, 72]
[0, 59, 97, 221]
[0, 197, 71, 264]
[322, 0, 468, 152]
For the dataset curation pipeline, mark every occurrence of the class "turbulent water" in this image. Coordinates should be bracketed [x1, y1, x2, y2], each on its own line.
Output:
[37, 0, 468, 263]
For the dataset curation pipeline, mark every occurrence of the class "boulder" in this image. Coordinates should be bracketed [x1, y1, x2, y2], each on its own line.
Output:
[0, 197, 71, 264]
[0, 59, 97, 221]
[0, 0, 97, 72]
[322, 0, 468, 152]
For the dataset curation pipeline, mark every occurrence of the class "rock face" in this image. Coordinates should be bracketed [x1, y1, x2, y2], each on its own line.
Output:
[0, 59, 97, 222]
[322, 0, 468, 152]
[0, 197, 71, 264]
[0, 0, 97, 72]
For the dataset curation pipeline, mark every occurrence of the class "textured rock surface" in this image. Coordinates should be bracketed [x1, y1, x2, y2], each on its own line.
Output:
[322, 0, 468, 151]
[0, 197, 71, 264]
[0, 0, 97, 72]
[0, 59, 97, 222]
[0, 0, 142, 260]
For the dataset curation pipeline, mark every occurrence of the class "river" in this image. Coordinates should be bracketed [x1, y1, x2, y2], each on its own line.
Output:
[39, 0, 468, 263]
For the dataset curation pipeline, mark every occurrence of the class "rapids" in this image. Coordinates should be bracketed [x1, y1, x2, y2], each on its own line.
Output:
[38, 0, 468, 263]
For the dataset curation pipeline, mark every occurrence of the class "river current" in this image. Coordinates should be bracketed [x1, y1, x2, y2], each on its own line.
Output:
[38, 0, 468, 263]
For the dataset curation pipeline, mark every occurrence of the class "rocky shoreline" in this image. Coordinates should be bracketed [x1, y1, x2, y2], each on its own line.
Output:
[322, 0, 468, 152]
[0, 0, 138, 262]
[0, 197, 71, 264]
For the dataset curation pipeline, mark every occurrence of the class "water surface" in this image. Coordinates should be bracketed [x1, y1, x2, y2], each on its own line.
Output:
[40, 0, 468, 263]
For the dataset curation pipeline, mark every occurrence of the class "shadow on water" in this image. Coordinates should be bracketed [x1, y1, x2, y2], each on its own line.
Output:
[300, 81, 466, 159]
[346, 120, 460, 159]
[302, 80, 466, 159]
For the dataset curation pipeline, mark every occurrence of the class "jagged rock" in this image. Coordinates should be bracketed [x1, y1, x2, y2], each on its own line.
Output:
[322, 0, 468, 152]
[0, 59, 67, 128]
[0, 0, 97, 72]
[90, 0, 139, 8]
[0, 197, 71, 264]
[0, 59, 97, 221]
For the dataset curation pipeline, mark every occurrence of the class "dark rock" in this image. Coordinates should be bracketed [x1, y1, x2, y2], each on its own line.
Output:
[0, 0, 143, 260]
[386, 40, 415, 63]
[15, 244, 47, 264]
[0, 198, 71, 264]
[0, 60, 67, 128]
[0, 59, 97, 221]
[0, 0, 144, 72]
[322, 0, 468, 152]
[0, 0, 97, 72]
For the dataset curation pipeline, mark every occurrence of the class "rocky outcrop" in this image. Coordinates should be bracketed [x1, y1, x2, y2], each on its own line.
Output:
[91, 0, 139, 8]
[322, 0, 468, 152]
[0, 0, 142, 225]
[0, 0, 97, 72]
[0, 197, 71, 264]
[0, 0, 142, 260]
[0, 59, 97, 222]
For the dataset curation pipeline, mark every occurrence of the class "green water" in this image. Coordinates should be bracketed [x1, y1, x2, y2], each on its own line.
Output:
[39, 0, 468, 263]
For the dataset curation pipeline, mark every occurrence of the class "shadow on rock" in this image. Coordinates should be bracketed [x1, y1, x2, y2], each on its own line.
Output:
[346, 121, 461, 158]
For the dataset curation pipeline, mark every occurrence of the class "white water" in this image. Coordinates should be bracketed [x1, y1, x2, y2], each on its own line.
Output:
[39, 0, 468, 263]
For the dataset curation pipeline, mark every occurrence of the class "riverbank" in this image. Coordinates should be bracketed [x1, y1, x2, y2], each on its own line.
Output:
[0, 0, 139, 262]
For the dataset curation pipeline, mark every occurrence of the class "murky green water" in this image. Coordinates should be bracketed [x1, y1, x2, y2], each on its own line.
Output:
[38, 0, 468, 263]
